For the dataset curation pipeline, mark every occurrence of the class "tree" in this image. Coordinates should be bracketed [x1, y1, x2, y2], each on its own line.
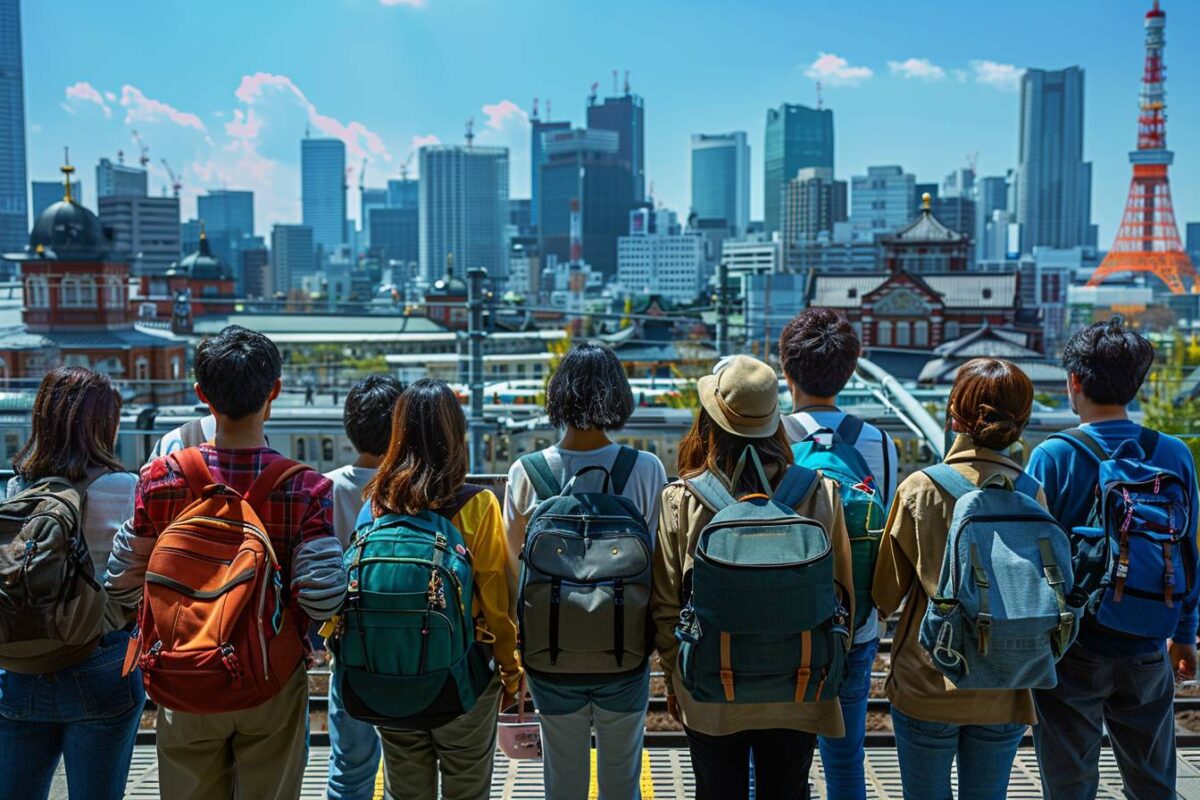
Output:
[1142, 333, 1200, 463]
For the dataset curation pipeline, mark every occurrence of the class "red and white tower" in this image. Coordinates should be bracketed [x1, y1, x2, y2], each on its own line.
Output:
[1088, 1, 1197, 294]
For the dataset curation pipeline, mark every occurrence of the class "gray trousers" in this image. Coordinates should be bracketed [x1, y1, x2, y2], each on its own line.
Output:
[1033, 645, 1176, 800]
[539, 703, 647, 800]
[379, 674, 502, 800]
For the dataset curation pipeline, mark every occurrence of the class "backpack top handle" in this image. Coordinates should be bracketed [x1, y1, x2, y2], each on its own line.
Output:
[729, 446, 773, 498]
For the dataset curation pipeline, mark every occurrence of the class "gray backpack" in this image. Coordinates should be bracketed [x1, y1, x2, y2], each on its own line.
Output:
[0, 475, 109, 673]
[517, 447, 653, 675]
[919, 464, 1081, 690]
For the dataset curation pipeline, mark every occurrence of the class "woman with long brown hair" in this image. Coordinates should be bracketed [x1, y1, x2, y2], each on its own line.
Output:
[873, 357, 1041, 799]
[650, 355, 854, 800]
[0, 367, 145, 800]
[352, 378, 521, 800]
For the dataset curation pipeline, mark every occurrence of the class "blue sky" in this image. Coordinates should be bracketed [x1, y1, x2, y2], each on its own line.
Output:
[21, 0, 1200, 244]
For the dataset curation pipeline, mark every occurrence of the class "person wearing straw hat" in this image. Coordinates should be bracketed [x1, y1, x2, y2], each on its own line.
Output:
[651, 355, 854, 800]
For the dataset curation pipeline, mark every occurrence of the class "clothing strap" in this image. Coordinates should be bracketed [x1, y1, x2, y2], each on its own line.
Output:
[1038, 538, 1076, 656]
[549, 578, 562, 666]
[686, 472, 738, 513]
[170, 447, 216, 498]
[923, 463, 980, 500]
[520, 453, 562, 502]
[245, 459, 311, 512]
[434, 484, 486, 523]
[774, 465, 820, 509]
[613, 579, 625, 668]
[609, 446, 639, 496]
[1050, 428, 1108, 464]
[719, 631, 734, 702]
[730, 446, 772, 496]
[795, 630, 812, 703]
[835, 415, 865, 447]
[1013, 471, 1040, 500]
[970, 542, 991, 656]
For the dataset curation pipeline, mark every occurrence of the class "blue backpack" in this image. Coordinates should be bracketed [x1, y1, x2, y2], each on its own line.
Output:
[791, 416, 886, 630]
[1048, 427, 1195, 640]
[332, 487, 491, 730]
[677, 447, 850, 704]
[919, 464, 1080, 690]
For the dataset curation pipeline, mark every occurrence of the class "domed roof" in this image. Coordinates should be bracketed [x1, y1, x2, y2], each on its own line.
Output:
[427, 271, 468, 296]
[169, 233, 232, 281]
[29, 199, 111, 260]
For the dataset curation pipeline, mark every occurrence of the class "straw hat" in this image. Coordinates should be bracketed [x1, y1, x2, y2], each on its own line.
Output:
[697, 355, 781, 439]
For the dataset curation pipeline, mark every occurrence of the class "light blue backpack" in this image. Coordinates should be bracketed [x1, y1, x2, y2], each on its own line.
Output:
[918, 464, 1081, 690]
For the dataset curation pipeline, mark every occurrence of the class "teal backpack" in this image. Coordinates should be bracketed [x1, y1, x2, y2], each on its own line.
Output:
[333, 486, 491, 730]
[791, 416, 886, 630]
[676, 447, 851, 704]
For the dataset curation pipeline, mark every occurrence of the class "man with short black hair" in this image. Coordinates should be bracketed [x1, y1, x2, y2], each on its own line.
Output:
[324, 374, 404, 800]
[106, 325, 346, 800]
[1028, 317, 1198, 800]
[778, 308, 897, 800]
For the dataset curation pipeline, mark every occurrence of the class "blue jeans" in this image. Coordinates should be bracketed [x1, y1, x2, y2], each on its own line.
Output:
[817, 637, 878, 800]
[327, 671, 382, 800]
[0, 630, 146, 800]
[891, 707, 1024, 800]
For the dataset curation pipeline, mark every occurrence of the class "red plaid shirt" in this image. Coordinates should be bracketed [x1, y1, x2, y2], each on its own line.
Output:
[134, 445, 335, 633]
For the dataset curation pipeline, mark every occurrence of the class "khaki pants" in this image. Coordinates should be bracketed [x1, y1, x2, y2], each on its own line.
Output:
[380, 674, 502, 800]
[156, 665, 309, 800]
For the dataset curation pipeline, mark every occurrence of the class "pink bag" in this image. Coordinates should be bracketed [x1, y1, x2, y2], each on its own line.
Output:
[497, 677, 542, 759]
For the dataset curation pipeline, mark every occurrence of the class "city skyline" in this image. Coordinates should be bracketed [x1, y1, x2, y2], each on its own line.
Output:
[17, 0, 1200, 244]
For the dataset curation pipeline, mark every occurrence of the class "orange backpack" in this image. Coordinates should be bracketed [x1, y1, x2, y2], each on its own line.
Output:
[123, 449, 311, 713]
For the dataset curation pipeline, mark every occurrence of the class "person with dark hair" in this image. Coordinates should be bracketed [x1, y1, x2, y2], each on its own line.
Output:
[778, 307, 898, 800]
[504, 342, 666, 799]
[873, 358, 1041, 799]
[104, 325, 346, 800]
[651, 355, 853, 800]
[0, 367, 144, 800]
[361, 378, 520, 799]
[323, 374, 404, 800]
[1028, 318, 1198, 799]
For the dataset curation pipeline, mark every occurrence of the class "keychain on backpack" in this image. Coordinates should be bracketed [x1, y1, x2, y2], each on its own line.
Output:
[427, 571, 447, 610]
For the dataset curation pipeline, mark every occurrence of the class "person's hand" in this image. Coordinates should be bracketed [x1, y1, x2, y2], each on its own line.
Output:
[666, 694, 681, 723]
[1168, 640, 1197, 683]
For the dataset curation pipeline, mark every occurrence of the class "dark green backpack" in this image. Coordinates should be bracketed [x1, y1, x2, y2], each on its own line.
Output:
[333, 486, 491, 730]
[676, 448, 851, 704]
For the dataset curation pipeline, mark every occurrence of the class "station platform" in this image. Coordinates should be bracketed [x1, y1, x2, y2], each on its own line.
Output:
[60, 745, 1200, 799]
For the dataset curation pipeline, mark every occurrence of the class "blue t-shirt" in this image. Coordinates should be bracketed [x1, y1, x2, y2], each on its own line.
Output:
[1027, 419, 1200, 656]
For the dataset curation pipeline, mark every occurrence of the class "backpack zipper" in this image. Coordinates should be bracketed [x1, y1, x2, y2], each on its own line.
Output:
[699, 519, 831, 568]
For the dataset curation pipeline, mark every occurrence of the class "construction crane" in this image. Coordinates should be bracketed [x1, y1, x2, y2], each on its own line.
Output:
[588, 82, 599, 106]
[160, 158, 181, 197]
[359, 158, 368, 193]
[815, 80, 824, 110]
[132, 130, 150, 167]
[399, 151, 415, 181]
[117, 149, 125, 166]
[465, 117, 475, 148]
[624, 69, 630, 95]
[532, 97, 539, 120]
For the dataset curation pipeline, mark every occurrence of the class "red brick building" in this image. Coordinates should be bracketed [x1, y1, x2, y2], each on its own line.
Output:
[138, 230, 238, 332]
[1, 172, 188, 402]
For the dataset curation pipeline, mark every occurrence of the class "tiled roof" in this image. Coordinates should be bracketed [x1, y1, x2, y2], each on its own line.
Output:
[46, 328, 184, 350]
[919, 357, 1065, 384]
[922, 274, 1016, 308]
[192, 312, 447, 336]
[932, 324, 1039, 358]
[889, 209, 964, 243]
[809, 274, 889, 307]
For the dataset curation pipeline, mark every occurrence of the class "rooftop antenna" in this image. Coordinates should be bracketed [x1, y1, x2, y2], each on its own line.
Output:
[532, 97, 539, 120]
[624, 69, 630, 95]
[815, 80, 823, 110]
[117, 149, 125, 165]
[546, 99, 553, 120]
[612, 69, 619, 96]
[588, 82, 598, 106]
[61, 146, 75, 204]
[465, 117, 475, 148]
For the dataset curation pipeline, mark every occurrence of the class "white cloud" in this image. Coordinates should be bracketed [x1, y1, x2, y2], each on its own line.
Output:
[888, 58, 946, 82]
[410, 133, 440, 151]
[953, 68, 969, 83]
[971, 60, 1024, 91]
[235, 72, 391, 162]
[64, 81, 112, 118]
[120, 85, 208, 133]
[804, 52, 873, 87]
[475, 100, 531, 197]
[380, 0, 426, 6]
[482, 100, 528, 131]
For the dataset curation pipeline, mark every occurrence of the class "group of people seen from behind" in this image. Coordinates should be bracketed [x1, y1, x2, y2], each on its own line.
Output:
[0, 310, 1194, 800]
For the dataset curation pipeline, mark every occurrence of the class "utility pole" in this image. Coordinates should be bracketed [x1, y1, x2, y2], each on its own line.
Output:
[715, 256, 730, 357]
[467, 267, 487, 473]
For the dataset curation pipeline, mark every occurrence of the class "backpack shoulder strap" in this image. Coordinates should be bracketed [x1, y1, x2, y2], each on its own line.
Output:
[1013, 471, 1041, 500]
[609, 446, 639, 496]
[245, 458, 312, 511]
[434, 484, 487, 523]
[922, 463, 979, 500]
[179, 417, 209, 448]
[519, 452, 562, 503]
[774, 465, 820, 509]
[836, 415, 865, 447]
[1138, 428, 1160, 460]
[170, 447, 216, 498]
[685, 472, 737, 513]
[1049, 428, 1108, 464]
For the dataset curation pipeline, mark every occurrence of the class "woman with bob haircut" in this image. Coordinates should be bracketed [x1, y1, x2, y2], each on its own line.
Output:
[873, 357, 1042, 799]
[360, 378, 521, 800]
[504, 342, 667, 800]
[0, 367, 145, 800]
[650, 354, 853, 800]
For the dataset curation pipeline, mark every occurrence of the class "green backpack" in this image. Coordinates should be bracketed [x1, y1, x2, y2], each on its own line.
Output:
[332, 486, 491, 730]
[676, 448, 851, 704]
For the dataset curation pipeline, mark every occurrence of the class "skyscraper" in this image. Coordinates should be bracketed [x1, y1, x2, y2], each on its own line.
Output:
[301, 137, 347, 253]
[587, 92, 644, 202]
[387, 178, 418, 211]
[96, 157, 148, 198]
[198, 189, 254, 237]
[764, 104, 834, 235]
[418, 145, 509, 283]
[531, 113, 570, 231]
[975, 175, 1010, 264]
[1017, 67, 1093, 252]
[32, 179, 83, 218]
[783, 167, 847, 246]
[359, 187, 387, 248]
[0, 0, 25, 253]
[538, 128, 636, 277]
[851, 166, 916, 237]
[690, 132, 750, 235]
[98, 195, 181, 277]
[270, 224, 315, 294]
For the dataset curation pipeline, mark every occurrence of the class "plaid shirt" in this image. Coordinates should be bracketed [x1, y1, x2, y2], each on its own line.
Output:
[131, 445, 337, 633]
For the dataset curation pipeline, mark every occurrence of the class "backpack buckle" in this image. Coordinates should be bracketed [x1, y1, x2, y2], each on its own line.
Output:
[719, 669, 735, 701]
[1044, 565, 1064, 587]
[976, 613, 992, 656]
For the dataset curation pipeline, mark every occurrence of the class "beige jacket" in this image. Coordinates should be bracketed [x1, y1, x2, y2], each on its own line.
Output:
[651, 469, 853, 737]
[872, 434, 1044, 726]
